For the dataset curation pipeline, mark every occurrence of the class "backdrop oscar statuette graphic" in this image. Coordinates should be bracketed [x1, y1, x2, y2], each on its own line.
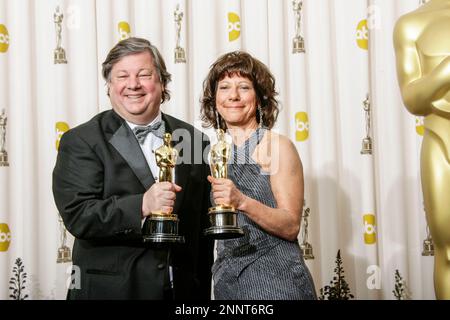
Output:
[422, 201, 434, 256]
[0, 223, 11, 252]
[292, 0, 305, 53]
[361, 94, 373, 155]
[295, 111, 309, 142]
[118, 21, 131, 41]
[174, 4, 186, 63]
[300, 202, 314, 259]
[0, 24, 9, 53]
[363, 214, 376, 245]
[228, 12, 241, 42]
[422, 225, 434, 256]
[56, 214, 71, 263]
[53, 6, 67, 64]
[0, 109, 9, 166]
[204, 129, 244, 239]
[142, 133, 184, 243]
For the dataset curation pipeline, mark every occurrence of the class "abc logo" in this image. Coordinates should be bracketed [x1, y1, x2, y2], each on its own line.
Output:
[363, 214, 376, 245]
[0, 24, 10, 53]
[228, 12, 241, 42]
[415, 117, 424, 136]
[0, 223, 11, 252]
[356, 19, 368, 50]
[118, 21, 131, 41]
[55, 121, 70, 151]
[295, 112, 309, 142]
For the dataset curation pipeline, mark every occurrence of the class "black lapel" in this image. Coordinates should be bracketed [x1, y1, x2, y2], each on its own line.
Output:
[109, 121, 155, 190]
[162, 113, 190, 216]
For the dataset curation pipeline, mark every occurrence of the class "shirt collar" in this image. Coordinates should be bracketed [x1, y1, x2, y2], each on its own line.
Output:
[126, 112, 162, 130]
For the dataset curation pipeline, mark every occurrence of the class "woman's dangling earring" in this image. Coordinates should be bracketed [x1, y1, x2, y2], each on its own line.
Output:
[258, 105, 263, 128]
[215, 110, 221, 129]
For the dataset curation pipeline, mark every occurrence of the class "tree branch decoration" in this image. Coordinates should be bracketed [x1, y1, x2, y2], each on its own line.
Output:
[319, 250, 354, 300]
[393, 269, 411, 300]
[9, 258, 29, 300]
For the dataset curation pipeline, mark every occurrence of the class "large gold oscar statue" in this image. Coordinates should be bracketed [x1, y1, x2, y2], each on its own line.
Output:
[204, 129, 244, 239]
[155, 133, 177, 188]
[394, 0, 450, 299]
[142, 133, 184, 243]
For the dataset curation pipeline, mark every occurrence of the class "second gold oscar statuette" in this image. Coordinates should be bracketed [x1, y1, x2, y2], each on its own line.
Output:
[204, 129, 244, 239]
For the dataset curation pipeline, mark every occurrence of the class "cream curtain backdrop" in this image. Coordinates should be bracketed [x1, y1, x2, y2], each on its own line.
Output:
[0, 0, 435, 299]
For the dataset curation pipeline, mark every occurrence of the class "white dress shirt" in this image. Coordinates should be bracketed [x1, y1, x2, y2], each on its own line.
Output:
[126, 113, 168, 183]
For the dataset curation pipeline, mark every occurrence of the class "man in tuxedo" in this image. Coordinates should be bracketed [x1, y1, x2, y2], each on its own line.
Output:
[52, 37, 213, 300]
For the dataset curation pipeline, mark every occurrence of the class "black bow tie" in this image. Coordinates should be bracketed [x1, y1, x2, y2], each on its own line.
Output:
[132, 121, 165, 144]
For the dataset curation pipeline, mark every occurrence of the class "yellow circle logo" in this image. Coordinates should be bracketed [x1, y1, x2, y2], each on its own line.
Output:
[415, 117, 424, 136]
[0, 223, 11, 252]
[56, 121, 70, 150]
[295, 112, 309, 142]
[363, 214, 376, 244]
[118, 21, 131, 41]
[356, 19, 368, 50]
[0, 24, 10, 53]
[228, 12, 241, 42]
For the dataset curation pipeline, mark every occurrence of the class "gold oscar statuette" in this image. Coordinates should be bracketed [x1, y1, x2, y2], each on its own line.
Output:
[204, 129, 244, 239]
[0, 109, 9, 167]
[53, 6, 67, 64]
[174, 4, 186, 63]
[292, 0, 305, 54]
[360, 94, 373, 155]
[394, 0, 450, 299]
[142, 133, 185, 243]
[300, 202, 314, 260]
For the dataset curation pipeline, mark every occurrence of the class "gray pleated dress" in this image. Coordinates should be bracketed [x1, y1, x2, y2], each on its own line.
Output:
[212, 127, 317, 300]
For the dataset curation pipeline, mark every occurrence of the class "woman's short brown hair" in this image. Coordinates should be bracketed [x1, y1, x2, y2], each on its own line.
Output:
[200, 51, 279, 129]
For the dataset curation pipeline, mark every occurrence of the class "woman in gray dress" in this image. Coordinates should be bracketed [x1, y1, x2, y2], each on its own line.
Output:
[200, 51, 316, 300]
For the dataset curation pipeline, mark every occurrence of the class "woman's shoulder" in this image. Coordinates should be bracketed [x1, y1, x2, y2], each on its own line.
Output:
[263, 130, 297, 154]
[257, 130, 301, 175]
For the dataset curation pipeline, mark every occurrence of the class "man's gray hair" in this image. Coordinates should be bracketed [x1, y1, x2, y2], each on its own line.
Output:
[102, 37, 172, 102]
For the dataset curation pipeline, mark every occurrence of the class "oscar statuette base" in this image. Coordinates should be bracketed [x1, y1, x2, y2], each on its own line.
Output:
[174, 46, 186, 63]
[292, 36, 305, 53]
[300, 242, 314, 260]
[0, 152, 9, 167]
[204, 205, 244, 239]
[143, 213, 185, 244]
[56, 245, 72, 263]
[360, 137, 373, 155]
[54, 48, 67, 64]
[422, 238, 434, 256]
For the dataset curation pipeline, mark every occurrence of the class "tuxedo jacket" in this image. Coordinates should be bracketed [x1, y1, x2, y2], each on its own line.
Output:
[53, 109, 213, 300]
